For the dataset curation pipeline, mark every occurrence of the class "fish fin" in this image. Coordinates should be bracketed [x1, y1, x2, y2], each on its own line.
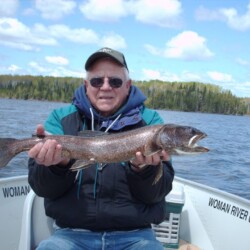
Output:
[70, 159, 96, 171]
[0, 138, 18, 168]
[78, 131, 108, 137]
[152, 161, 163, 185]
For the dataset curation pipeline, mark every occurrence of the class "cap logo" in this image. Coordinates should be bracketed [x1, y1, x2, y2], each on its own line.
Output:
[98, 48, 112, 53]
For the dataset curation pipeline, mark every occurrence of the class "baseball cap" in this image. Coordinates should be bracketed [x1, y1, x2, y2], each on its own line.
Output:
[85, 47, 128, 71]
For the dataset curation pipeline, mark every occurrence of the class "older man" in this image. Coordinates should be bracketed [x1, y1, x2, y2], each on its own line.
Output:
[28, 47, 174, 250]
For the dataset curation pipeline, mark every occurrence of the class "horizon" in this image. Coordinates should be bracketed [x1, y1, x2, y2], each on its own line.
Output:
[0, 0, 250, 97]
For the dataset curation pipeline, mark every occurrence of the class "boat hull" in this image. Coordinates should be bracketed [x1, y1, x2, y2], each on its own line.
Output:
[175, 177, 250, 250]
[0, 175, 29, 250]
[1, 175, 250, 250]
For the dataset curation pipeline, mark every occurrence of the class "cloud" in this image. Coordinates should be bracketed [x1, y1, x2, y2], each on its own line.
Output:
[144, 44, 161, 56]
[0, 0, 18, 17]
[8, 64, 21, 72]
[48, 24, 99, 44]
[98, 33, 127, 49]
[48, 24, 127, 48]
[29, 61, 48, 73]
[142, 69, 165, 80]
[207, 71, 233, 82]
[164, 31, 214, 60]
[141, 68, 250, 97]
[0, 18, 57, 51]
[145, 31, 214, 61]
[236, 58, 250, 66]
[142, 68, 201, 82]
[28, 61, 83, 78]
[79, 0, 127, 22]
[0, 18, 126, 50]
[45, 56, 69, 65]
[35, 0, 76, 20]
[195, 3, 250, 31]
[131, 0, 182, 28]
[79, 0, 182, 28]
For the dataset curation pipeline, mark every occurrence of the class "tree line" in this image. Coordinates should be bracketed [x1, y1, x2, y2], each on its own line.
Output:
[0, 74, 249, 115]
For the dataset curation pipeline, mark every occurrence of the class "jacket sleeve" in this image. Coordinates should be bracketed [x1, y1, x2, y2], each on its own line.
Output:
[28, 158, 76, 199]
[126, 161, 174, 204]
[28, 107, 77, 199]
[127, 108, 175, 204]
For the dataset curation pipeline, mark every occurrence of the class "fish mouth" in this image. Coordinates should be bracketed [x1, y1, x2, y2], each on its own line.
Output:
[187, 133, 209, 152]
[188, 133, 206, 147]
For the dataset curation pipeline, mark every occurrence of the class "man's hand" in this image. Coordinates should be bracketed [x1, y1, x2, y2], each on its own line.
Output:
[130, 150, 170, 172]
[28, 124, 70, 167]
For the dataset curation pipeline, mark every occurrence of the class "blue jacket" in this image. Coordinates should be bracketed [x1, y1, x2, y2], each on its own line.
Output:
[28, 85, 174, 231]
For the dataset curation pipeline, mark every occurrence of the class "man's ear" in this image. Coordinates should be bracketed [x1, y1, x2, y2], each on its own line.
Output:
[126, 79, 132, 88]
[84, 79, 88, 86]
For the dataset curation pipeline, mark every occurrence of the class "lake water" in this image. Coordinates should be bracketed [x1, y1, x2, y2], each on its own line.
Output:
[0, 98, 249, 200]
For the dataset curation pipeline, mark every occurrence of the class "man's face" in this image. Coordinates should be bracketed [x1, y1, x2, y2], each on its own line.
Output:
[85, 58, 131, 117]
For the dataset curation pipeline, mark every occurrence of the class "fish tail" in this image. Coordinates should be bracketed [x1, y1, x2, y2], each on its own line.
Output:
[0, 138, 17, 168]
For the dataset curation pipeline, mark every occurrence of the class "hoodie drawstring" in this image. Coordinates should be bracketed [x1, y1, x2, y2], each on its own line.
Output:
[76, 107, 122, 199]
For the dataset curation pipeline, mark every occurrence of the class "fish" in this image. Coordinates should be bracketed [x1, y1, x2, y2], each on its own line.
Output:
[0, 124, 209, 184]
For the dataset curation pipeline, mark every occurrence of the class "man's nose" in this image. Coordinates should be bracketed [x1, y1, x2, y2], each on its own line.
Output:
[101, 77, 112, 89]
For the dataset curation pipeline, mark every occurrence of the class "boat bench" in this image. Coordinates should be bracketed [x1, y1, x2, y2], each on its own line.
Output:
[18, 188, 185, 250]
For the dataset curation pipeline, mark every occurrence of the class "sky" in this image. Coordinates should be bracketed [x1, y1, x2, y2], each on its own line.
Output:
[0, 0, 250, 98]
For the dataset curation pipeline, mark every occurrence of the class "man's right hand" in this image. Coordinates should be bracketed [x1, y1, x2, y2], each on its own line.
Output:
[28, 124, 70, 167]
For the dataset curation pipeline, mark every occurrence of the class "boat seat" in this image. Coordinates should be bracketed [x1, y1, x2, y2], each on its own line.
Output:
[18, 190, 179, 250]
[18, 190, 54, 250]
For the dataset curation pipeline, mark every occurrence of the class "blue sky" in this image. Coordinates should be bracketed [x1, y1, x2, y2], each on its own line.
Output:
[0, 0, 250, 97]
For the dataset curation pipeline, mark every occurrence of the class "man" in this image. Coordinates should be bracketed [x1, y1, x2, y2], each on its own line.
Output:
[28, 47, 174, 250]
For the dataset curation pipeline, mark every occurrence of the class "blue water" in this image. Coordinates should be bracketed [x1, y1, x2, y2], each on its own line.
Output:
[0, 98, 249, 200]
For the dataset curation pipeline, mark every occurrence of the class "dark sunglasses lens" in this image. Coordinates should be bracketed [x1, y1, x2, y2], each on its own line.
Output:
[90, 78, 103, 88]
[109, 78, 123, 88]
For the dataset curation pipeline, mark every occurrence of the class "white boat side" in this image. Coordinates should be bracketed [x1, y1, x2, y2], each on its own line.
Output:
[174, 177, 250, 250]
[0, 175, 30, 250]
[0, 175, 250, 250]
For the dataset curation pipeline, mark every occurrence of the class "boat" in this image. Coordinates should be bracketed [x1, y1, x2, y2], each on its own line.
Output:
[0, 175, 250, 250]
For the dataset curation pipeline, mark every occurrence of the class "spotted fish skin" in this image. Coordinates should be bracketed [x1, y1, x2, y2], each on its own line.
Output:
[0, 124, 209, 184]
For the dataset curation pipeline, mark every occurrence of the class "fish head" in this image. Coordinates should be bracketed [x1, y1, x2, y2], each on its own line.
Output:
[157, 124, 209, 155]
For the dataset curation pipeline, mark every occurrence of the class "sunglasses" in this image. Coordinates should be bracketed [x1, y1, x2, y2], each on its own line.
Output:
[89, 77, 123, 88]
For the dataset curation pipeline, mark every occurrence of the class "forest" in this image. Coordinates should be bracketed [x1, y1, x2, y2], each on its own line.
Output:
[0, 74, 249, 115]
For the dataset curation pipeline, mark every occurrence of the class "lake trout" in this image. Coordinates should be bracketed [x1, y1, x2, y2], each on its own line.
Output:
[0, 124, 209, 184]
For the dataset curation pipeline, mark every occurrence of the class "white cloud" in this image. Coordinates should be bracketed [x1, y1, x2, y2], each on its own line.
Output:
[236, 58, 250, 66]
[0, 18, 57, 51]
[195, 6, 223, 21]
[0, 18, 126, 50]
[8, 64, 21, 72]
[142, 69, 164, 80]
[79, 0, 127, 22]
[79, 0, 182, 27]
[131, 0, 182, 28]
[47, 24, 127, 48]
[0, 0, 18, 17]
[49, 67, 84, 78]
[145, 31, 214, 61]
[29, 62, 48, 73]
[141, 69, 201, 82]
[48, 25, 99, 44]
[144, 44, 161, 56]
[164, 31, 214, 60]
[35, 0, 76, 20]
[98, 33, 127, 49]
[27, 61, 83, 78]
[207, 71, 233, 82]
[45, 56, 69, 65]
[195, 3, 250, 31]
[141, 68, 250, 97]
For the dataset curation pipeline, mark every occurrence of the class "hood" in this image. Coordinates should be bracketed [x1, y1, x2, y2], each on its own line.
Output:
[72, 85, 147, 130]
